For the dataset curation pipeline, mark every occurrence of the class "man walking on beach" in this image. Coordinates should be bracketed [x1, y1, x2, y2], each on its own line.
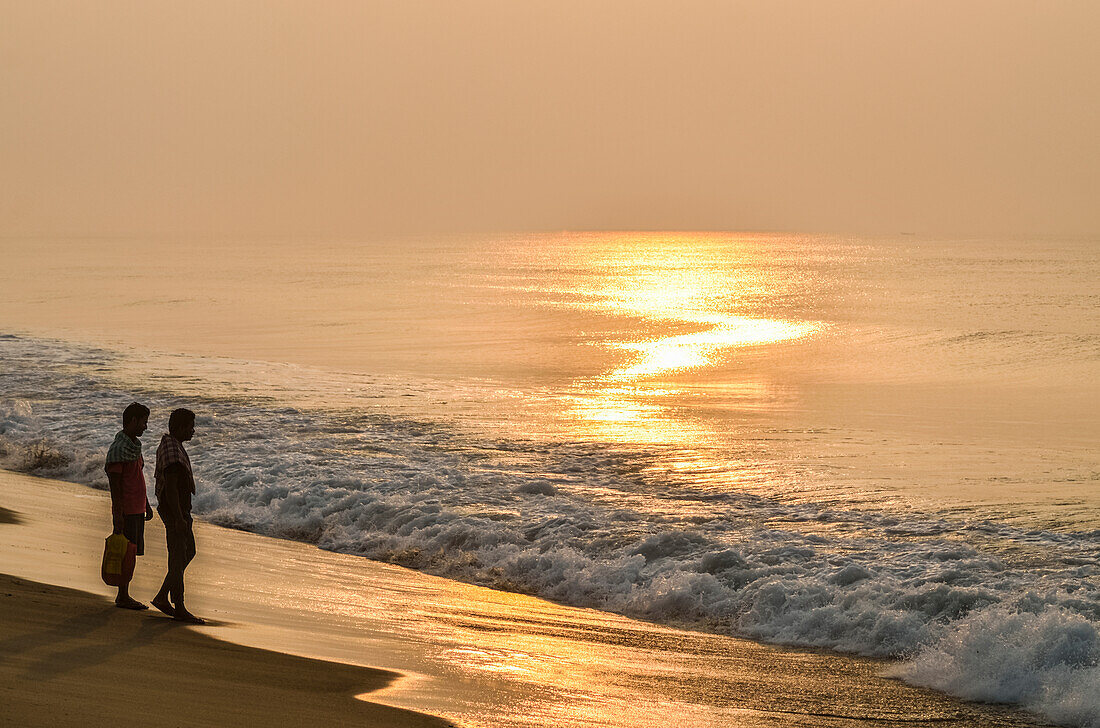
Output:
[152, 408, 204, 624]
[105, 402, 153, 610]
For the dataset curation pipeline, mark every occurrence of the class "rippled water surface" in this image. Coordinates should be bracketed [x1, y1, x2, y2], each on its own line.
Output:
[1, 233, 1098, 725]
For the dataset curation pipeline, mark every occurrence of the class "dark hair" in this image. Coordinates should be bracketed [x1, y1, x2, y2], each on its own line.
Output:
[122, 402, 150, 426]
[168, 408, 196, 432]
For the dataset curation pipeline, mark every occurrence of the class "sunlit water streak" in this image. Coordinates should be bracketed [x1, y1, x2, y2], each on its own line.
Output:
[608, 315, 820, 380]
[0, 232, 1098, 726]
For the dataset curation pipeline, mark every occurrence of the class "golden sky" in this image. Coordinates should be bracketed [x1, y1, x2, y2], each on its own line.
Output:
[2, 1, 1098, 237]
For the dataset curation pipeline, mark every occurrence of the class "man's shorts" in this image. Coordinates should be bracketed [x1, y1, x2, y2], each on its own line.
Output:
[122, 514, 145, 556]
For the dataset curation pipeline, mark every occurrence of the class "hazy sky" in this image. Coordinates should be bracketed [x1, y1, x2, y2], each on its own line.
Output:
[2, 1, 1098, 237]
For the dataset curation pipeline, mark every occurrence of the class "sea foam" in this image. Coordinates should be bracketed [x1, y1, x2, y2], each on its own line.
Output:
[2, 334, 1098, 727]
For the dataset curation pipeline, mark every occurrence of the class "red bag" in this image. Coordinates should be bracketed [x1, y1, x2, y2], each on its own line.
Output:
[102, 533, 136, 586]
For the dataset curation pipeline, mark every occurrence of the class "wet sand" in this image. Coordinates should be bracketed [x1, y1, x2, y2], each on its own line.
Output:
[0, 469, 1047, 727]
[0, 573, 452, 728]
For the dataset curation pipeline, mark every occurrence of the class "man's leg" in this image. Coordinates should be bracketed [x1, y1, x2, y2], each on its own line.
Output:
[177, 525, 196, 588]
[115, 515, 147, 610]
[153, 524, 185, 615]
[153, 508, 175, 614]
[151, 580, 174, 614]
[172, 523, 203, 624]
[184, 525, 196, 566]
[151, 572, 175, 616]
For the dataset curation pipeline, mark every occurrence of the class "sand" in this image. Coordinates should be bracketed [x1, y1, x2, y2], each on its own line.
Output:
[0, 469, 1047, 728]
[0, 573, 452, 728]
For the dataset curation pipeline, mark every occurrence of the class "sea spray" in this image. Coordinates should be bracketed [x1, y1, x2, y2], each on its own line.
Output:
[891, 605, 1100, 727]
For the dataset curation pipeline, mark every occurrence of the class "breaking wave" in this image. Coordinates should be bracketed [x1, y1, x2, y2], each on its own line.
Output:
[2, 333, 1098, 727]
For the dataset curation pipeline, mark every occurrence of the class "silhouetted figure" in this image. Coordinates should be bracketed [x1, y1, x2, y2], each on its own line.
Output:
[151, 408, 205, 624]
[105, 402, 154, 610]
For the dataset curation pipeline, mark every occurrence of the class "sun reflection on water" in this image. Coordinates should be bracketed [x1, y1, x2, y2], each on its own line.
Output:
[609, 315, 817, 381]
[558, 234, 822, 445]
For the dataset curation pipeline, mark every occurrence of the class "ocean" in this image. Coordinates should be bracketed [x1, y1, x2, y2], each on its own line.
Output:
[1, 232, 1098, 726]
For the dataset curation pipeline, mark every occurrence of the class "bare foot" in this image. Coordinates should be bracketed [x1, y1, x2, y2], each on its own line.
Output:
[151, 596, 175, 616]
[115, 598, 149, 610]
[173, 609, 205, 625]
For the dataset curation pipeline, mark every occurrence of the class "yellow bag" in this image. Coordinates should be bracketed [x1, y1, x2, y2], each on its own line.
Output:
[101, 533, 136, 586]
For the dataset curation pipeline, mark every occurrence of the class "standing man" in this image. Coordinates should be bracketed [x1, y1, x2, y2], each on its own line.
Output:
[152, 408, 204, 624]
[105, 401, 153, 610]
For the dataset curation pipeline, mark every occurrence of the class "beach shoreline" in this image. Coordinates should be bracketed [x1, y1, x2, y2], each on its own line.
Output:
[0, 468, 1050, 728]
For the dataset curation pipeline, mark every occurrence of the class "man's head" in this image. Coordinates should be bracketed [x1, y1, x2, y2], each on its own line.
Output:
[168, 408, 196, 442]
[122, 402, 150, 438]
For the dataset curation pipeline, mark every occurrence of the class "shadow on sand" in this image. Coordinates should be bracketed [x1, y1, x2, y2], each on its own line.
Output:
[0, 574, 454, 727]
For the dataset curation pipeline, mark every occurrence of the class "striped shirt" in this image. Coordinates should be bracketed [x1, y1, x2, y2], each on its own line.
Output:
[154, 433, 194, 501]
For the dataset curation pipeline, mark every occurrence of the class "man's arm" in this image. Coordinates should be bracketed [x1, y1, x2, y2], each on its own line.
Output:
[107, 471, 125, 533]
[159, 465, 188, 528]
